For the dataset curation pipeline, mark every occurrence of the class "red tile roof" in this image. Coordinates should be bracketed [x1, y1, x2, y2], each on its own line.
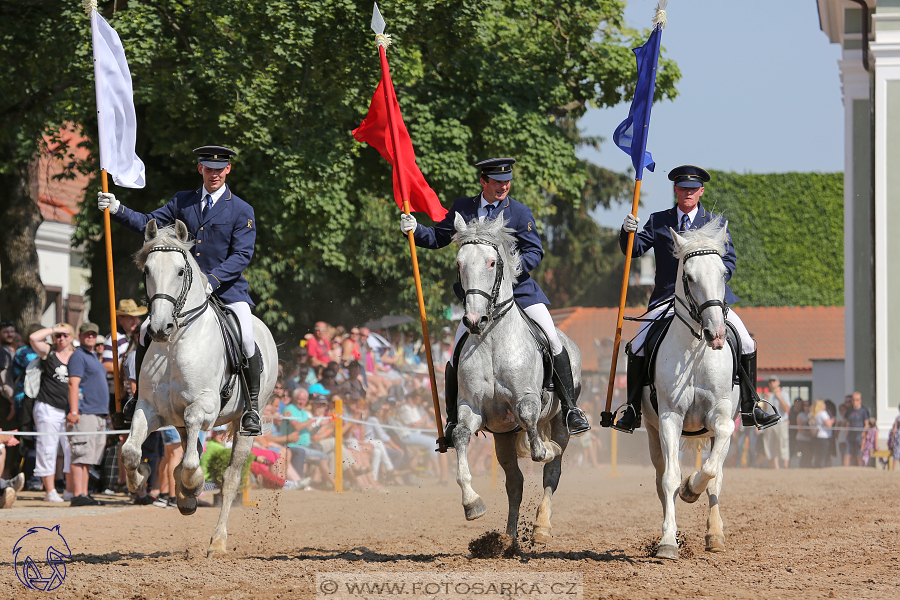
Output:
[551, 305, 844, 375]
[33, 127, 91, 225]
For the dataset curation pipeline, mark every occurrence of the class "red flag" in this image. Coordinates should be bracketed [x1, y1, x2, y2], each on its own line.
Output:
[352, 50, 447, 222]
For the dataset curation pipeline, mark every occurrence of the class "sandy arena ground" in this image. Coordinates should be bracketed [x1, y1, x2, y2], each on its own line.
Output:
[0, 462, 898, 599]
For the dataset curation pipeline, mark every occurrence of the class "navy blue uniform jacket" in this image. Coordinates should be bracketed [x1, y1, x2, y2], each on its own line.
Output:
[619, 202, 738, 309]
[413, 194, 550, 308]
[112, 185, 256, 306]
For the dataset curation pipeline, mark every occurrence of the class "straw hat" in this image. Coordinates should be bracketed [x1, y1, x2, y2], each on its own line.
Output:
[116, 299, 148, 317]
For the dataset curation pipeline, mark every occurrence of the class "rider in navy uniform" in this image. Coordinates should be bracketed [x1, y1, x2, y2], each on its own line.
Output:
[400, 158, 591, 445]
[613, 165, 779, 433]
[97, 146, 263, 435]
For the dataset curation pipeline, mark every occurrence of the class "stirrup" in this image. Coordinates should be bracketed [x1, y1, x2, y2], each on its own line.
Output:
[741, 399, 780, 431]
[566, 408, 591, 437]
[239, 410, 262, 436]
[611, 403, 641, 434]
[442, 422, 457, 449]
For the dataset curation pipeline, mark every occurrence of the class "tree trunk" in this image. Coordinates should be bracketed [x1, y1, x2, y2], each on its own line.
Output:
[0, 162, 46, 331]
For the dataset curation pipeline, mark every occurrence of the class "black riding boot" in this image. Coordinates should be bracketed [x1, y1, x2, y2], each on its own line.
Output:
[121, 341, 148, 426]
[240, 352, 262, 436]
[613, 354, 645, 433]
[739, 351, 780, 429]
[553, 347, 590, 436]
[442, 361, 459, 448]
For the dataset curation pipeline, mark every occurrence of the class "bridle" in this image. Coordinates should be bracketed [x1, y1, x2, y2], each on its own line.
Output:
[673, 248, 728, 340]
[459, 239, 514, 325]
[144, 245, 208, 330]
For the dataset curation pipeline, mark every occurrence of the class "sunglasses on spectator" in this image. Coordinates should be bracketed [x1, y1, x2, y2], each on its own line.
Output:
[0, 321, 14, 329]
[55, 333, 70, 339]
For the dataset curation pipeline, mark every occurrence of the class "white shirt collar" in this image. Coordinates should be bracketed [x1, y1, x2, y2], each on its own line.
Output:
[479, 193, 499, 210]
[677, 204, 699, 225]
[202, 184, 228, 206]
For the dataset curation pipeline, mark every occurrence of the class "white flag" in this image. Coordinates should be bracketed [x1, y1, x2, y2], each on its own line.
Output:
[91, 9, 145, 188]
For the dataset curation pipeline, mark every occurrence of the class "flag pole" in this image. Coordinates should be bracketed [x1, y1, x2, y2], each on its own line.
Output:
[101, 169, 123, 414]
[601, 180, 640, 426]
[374, 33, 447, 452]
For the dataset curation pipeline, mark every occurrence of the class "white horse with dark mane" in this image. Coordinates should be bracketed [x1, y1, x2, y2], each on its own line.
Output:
[452, 213, 579, 546]
[643, 217, 740, 560]
[121, 220, 277, 557]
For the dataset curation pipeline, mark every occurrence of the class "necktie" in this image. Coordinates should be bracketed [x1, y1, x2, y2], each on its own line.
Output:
[201, 194, 212, 218]
[680, 214, 690, 232]
[485, 204, 496, 220]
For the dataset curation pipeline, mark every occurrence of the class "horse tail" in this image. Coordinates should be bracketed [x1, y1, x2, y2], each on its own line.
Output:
[680, 436, 711, 454]
[515, 420, 554, 459]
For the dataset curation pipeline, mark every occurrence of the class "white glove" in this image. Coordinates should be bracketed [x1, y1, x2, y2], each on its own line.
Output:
[400, 213, 418, 234]
[205, 282, 213, 296]
[97, 192, 121, 214]
[622, 213, 639, 233]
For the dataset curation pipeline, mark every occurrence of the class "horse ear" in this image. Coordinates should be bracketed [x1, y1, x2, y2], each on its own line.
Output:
[454, 212, 466, 233]
[174, 219, 189, 242]
[716, 220, 730, 248]
[144, 219, 158, 242]
[669, 227, 684, 253]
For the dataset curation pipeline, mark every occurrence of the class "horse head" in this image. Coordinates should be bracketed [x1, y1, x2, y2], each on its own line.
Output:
[670, 218, 730, 350]
[137, 219, 206, 342]
[453, 212, 521, 335]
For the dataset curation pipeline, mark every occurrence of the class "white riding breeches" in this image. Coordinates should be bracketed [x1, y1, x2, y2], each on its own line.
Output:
[140, 300, 256, 357]
[450, 302, 562, 366]
[630, 302, 754, 357]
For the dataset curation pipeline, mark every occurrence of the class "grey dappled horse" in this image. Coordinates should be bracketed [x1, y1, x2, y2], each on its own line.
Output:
[452, 213, 579, 546]
[121, 220, 277, 557]
[642, 217, 740, 560]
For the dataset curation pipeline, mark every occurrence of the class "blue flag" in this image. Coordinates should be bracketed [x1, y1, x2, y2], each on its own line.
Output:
[613, 24, 663, 180]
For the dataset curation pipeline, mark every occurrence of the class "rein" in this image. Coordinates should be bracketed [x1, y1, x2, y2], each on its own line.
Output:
[144, 245, 209, 329]
[673, 248, 728, 341]
[459, 238, 514, 324]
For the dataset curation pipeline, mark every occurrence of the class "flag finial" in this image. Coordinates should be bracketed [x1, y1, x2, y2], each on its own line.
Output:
[83, 0, 98, 15]
[653, 0, 668, 29]
[371, 2, 392, 48]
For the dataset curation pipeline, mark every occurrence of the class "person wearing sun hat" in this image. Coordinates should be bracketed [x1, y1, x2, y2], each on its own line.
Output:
[96, 146, 263, 435]
[399, 157, 591, 445]
[615, 164, 779, 434]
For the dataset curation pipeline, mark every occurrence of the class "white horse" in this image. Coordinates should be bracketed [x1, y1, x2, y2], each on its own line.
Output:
[120, 220, 278, 558]
[452, 213, 578, 546]
[643, 217, 739, 560]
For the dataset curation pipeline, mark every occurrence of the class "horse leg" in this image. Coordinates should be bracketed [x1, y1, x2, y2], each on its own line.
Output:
[494, 433, 522, 546]
[656, 415, 683, 560]
[176, 404, 209, 516]
[208, 431, 253, 558]
[646, 423, 666, 505]
[121, 402, 160, 494]
[534, 410, 570, 544]
[518, 394, 558, 463]
[454, 406, 485, 521]
[704, 414, 734, 552]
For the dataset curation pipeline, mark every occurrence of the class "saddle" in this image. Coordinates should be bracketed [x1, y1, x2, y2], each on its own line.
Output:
[627, 315, 741, 437]
[208, 296, 263, 408]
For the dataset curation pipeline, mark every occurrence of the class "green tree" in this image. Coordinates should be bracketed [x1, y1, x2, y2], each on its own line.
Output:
[2, 0, 680, 342]
[703, 170, 844, 306]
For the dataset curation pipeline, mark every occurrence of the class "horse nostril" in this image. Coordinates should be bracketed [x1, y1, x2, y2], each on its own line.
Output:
[478, 316, 489, 329]
[703, 329, 714, 343]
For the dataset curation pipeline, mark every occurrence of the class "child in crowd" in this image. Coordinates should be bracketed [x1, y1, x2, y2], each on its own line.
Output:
[860, 418, 878, 467]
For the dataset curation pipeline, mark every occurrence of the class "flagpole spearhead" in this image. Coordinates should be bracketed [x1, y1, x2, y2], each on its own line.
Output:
[371, 2, 392, 48]
[653, 0, 668, 29]
[82, 0, 98, 15]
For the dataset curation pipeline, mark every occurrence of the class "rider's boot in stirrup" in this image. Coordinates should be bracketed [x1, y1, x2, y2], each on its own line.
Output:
[443, 361, 459, 448]
[613, 354, 645, 433]
[121, 340, 148, 426]
[553, 347, 591, 436]
[240, 352, 262, 436]
[739, 351, 780, 430]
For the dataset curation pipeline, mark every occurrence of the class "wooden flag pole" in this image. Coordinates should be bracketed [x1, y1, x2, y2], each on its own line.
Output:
[601, 179, 641, 427]
[101, 169, 123, 414]
[376, 43, 446, 452]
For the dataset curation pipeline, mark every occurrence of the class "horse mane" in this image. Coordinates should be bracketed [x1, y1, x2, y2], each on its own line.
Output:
[672, 215, 728, 259]
[453, 215, 523, 278]
[134, 225, 197, 269]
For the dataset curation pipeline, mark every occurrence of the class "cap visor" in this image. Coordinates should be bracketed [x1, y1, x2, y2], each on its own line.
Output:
[674, 181, 703, 188]
[486, 172, 513, 181]
[199, 159, 230, 169]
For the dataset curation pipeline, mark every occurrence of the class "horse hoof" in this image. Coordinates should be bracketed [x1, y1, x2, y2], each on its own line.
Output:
[678, 475, 702, 504]
[178, 497, 197, 516]
[533, 526, 552, 544]
[207, 539, 227, 558]
[656, 544, 679, 560]
[705, 534, 725, 553]
[464, 498, 487, 521]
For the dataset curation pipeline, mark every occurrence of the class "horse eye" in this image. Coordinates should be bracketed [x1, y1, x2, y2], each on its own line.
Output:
[178, 269, 185, 277]
[488, 259, 496, 269]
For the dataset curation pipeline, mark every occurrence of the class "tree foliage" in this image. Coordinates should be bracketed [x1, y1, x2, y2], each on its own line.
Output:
[1, 0, 681, 342]
[703, 170, 844, 306]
